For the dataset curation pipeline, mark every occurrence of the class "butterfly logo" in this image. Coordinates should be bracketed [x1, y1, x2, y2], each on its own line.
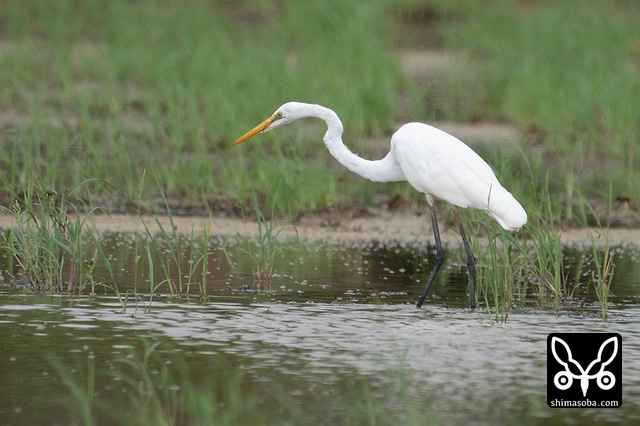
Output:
[551, 336, 618, 397]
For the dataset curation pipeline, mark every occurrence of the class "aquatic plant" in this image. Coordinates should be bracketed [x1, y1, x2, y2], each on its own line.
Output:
[581, 185, 616, 321]
[590, 244, 614, 321]
[478, 184, 616, 322]
[136, 175, 214, 303]
[474, 230, 519, 322]
[49, 338, 439, 425]
[469, 145, 561, 320]
[240, 197, 295, 289]
[49, 355, 97, 426]
[0, 179, 100, 292]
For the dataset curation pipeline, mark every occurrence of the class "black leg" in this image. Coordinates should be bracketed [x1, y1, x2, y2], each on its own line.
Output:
[458, 222, 476, 309]
[416, 207, 445, 308]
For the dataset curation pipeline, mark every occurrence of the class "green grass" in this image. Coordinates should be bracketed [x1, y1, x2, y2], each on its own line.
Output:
[239, 196, 296, 289]
[426, 0, 640, 200]
[0, 0, 638, 315]
[49, 337, 437, 426]
[0, 0, 405, 216]
[0, 178, 103, 292]
[1, 0, 637, 221]
[465, 146, 618, 321]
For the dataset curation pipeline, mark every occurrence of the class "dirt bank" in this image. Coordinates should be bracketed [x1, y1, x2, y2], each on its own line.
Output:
[1, 210, 638, 249]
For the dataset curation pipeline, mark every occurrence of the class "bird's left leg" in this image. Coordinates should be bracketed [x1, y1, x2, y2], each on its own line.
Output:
[416, 206, 445, 308]
[458, 222, 476, 309]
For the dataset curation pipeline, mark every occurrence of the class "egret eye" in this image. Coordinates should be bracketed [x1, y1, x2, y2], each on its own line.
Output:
[276, 112, 283, 119]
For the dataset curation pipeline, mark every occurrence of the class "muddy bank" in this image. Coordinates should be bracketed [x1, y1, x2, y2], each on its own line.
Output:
[1, 210, 638, 248]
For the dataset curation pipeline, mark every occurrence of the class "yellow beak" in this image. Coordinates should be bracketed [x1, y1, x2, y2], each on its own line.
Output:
[233, 114, 276, 146]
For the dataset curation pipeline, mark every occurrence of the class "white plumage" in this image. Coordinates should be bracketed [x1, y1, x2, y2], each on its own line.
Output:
[234, 102, 527, 309]
[391, 122, 527, 231]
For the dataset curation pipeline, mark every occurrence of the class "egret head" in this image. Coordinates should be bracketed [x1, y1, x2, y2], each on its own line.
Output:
[233, 102, 305, 146]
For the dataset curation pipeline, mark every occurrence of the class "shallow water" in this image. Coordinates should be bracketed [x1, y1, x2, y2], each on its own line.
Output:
[1, 234, 639, 424]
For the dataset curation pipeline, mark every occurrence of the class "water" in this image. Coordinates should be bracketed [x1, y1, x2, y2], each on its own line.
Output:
[1, 234, 639, 425]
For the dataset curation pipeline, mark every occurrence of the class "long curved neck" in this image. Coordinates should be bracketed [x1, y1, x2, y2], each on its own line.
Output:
[303, 104, 405, 183]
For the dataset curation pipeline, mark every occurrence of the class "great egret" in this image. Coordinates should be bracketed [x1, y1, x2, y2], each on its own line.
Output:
[233, 102, 527, 308]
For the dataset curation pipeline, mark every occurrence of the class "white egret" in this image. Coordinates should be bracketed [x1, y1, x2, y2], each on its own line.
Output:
[233, 102, 527, 308]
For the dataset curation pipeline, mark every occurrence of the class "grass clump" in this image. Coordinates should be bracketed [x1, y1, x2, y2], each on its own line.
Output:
[239, 197, 295, 289]
[128, 174, 215, 310]
[50, 338, 437, 426]
[0, 179, 102, 292]
[470, 147, 619, 321]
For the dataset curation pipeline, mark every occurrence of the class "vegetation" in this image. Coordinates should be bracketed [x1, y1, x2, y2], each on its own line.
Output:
[0, 4, 635, 424]
[0, 0, 634, 316]
[0, 0, 403, 216]
[0, 0, 636, 220]
[239, 197, 296, 289]
[0, 179, 103, 292]
[48, 338, 437, 426]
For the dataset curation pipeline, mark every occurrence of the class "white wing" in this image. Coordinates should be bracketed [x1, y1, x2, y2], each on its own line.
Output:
[391, 123, 527, 230]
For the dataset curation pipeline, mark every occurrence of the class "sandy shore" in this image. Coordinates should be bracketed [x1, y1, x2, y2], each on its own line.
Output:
[1, 211, 637, 248]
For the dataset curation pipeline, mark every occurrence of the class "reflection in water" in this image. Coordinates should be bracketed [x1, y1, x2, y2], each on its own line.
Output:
[3, 231, 637, 307]
[0, 234, 639, 424]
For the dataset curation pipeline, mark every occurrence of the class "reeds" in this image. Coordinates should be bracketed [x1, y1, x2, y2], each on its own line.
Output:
[239, 197, 295, 289]
[0, 179, 100, 292]
[133, 175, 214, 310]
[471, 145, 617, 321]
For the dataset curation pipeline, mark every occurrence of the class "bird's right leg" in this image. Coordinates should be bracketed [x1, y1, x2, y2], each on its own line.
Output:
[416, 207, 445, 308]
[458, 222, 476, 309]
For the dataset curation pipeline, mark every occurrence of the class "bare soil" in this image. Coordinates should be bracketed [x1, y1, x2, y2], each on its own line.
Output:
[1, 209, 638, 249]
[1, 49, 638, 248]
